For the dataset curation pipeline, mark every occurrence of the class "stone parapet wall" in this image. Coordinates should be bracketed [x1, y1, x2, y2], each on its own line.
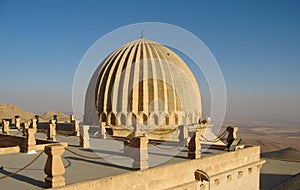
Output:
[0, 134, 67, 154]
[0, 146, 20, 155]
[55, 146, 263, 190]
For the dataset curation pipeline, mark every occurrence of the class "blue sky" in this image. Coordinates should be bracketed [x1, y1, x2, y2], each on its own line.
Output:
[0, 0, 299, 122]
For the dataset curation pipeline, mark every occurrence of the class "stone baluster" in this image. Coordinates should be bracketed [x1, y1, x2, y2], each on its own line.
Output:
[226, 126, 238, 144]
[79, 125, 90, 148]
[124, 136, 149, 170]
[69, 114, 75, 123]
[50, 119, 56, 128]
[187, 130, 201, 159]
[44, 144, 65, 188]
[98, 122, 107, 139]
[72, 120, 80, 136]
[34, 115, 39, 125]
[53, 115, 58, 125]
[15, 116, 21, 130]
[47, 123, 56, 141]
[2, 120, 9, 134]
[31, 118, 37, 129]
[22, 121, 30, 136]
[178, 125, 188, 146]
[24, 128, 36, 153]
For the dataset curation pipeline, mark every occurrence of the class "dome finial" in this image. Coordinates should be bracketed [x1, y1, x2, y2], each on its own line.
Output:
[141, 30, 144, 39]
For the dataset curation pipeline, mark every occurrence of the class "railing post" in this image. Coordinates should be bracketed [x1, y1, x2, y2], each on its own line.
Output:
[188, 130, 201, 159]
[227, 126, 238, 144]
[2, 120, 9, 134]
[47, 123, 56, 141]
[72, 120, 80, 136]
[15, 116, 21, 130]
[22, 121, 30, 136]
[178, 125, 188, 146]
[44, 144, 65, 188]
[124, 136, 149, 170]
[53, 115, 58, 125]
[24, 128, 36, 153]
[98, 122, 107, 139]
[79, 125, 90, 148]
[35, 115, 40, 124]
[31, 118, 37, 129]
[69, 114, 75, 123]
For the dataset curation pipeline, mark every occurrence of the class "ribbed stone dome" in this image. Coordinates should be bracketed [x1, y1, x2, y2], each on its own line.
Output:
[84, 37, 202, 128]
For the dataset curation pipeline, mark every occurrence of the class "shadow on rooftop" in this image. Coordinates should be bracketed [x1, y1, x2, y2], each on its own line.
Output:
[0, 169, 44, 188]
[79, 148, 124, 156]
[148, 151, 187, 159]
[260, 173, 294, 190]
[64, 156, 132, 170]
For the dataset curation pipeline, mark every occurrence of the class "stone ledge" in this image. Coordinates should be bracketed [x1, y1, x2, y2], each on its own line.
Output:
[54, 146, 263, 190]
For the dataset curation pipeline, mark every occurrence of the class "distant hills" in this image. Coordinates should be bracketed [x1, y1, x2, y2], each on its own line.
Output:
[0, 103, 34, 121]
[39, 110, 70, 122]
[0, 103, 70, 122]
[223, 118, 299, 128]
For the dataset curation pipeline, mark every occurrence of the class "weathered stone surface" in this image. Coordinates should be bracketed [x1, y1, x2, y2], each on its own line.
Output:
[69, 114, 75, 123]
[79, 125, 90, 148]
[15, 116, 21, 130]
[53, 115, 58, 125]
[2, 120, 9, 134]
[54, 146, 264, 190]
[47, 123, 56, 141]
[227, 126, 238, 144]
[44, 144, 65, 188]
[22, 121, 30, 136]
[31, 118, 37, 129]
[124, 136, 149, 170]
[34, 115, 39, 124]
[188, 130, 201, 159]
[84, 38, 202, 130]
[24, 128, 36, 152]
[72, 120, 80, 136]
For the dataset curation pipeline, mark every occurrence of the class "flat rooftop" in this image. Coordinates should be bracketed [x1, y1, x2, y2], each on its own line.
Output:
[0, 130, 299, 190]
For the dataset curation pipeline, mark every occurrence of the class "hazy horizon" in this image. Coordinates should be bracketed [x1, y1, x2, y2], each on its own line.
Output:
[1, 1, 299, 123]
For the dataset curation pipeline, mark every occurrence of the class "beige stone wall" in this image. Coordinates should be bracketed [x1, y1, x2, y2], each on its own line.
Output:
[54, 146, 264, 190]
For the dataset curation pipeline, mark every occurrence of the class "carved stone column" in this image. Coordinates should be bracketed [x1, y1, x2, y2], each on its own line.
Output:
[69, 114, 75, 123]
[226, 126, 238, 144]
[22, 122, 30, 136]
[178, 125, 188, 146]
[44, 144, 65, 188]
[2, 120, 9, 134]
[24, 128, 37, 153]
[53, 115, 58, 125]
[15, 116, 21, 130]
[31, 118, 37, 129]
[98, 122, 107, 139]
[72, 120, 80, 136]
[188, 130, 201, 159]
[124, 136, 149, 170]
[47, 124, 56, 141]
[79, 125, 90, 148]
[34, 115, 40, 124]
